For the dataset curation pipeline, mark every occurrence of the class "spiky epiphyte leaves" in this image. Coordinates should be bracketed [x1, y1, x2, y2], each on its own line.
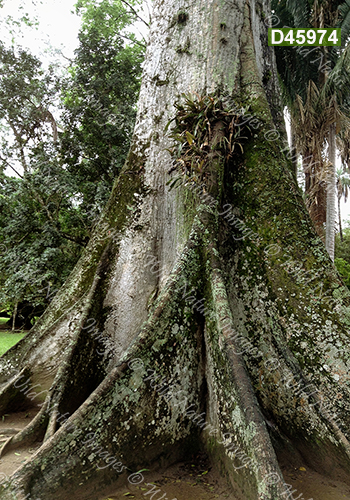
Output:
[166, 94, 251, 193]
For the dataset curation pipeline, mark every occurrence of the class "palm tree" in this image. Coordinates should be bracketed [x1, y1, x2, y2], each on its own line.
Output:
[272, 0, 350, 260]
[336, 166, 350, 240]
[289, 82, 346, 241]
[322, 44, 350, 258]
[326, 122, 337, 259]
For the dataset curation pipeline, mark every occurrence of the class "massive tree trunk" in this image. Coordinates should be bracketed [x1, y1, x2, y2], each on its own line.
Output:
[1, 1, 350, 499]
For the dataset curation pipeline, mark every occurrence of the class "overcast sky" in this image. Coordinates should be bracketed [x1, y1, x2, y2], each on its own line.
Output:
[1, 0, 80, 62]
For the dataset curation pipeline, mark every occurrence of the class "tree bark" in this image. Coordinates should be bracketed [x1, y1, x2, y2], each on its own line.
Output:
[11, 302, 17, 333]
[338, 190, 343, 242]
[303, 150, 326, 239]
[326, 123, 336, 261]
[290, 125, 297, 177]
[1, 1, 350, 500]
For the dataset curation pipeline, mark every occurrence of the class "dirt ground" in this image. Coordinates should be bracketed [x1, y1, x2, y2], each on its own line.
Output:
[0, 410, 41, 478]
[104, 453, 235, 500]
[102, 458, 350, 500]
[1, 412, 350, 499]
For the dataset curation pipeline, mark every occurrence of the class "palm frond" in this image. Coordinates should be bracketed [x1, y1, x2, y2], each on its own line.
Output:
[337, 127, 350, 170]
[338, 0, 350, 44]
[286, 0, 312, 28]
[322, 44, 350, 103]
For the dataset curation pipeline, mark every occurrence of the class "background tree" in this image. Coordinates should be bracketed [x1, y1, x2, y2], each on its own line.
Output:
[0, 42, 75, 327]
[336, 166, 350, 240]
[0, 0, 143, 326]
[59, 0, 144, 210]
[272, 0, 350, 259]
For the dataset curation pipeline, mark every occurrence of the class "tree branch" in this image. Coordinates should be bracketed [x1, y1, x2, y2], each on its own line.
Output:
[118, 32, 146, 49]
[9, 124, 30, 173]
[29, 189, 88, 246]
[0, 155, 24, 178]
[120, 0, 150, 28]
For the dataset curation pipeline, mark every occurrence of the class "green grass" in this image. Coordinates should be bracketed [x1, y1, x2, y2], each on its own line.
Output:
[0, 331, 25, 356]
[0, 317, 9, 325]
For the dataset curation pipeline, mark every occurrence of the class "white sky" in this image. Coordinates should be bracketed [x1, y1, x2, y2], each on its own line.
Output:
[1, 0, 80, 61]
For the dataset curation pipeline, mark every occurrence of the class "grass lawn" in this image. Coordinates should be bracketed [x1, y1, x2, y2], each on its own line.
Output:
[0, 331, 25, 356]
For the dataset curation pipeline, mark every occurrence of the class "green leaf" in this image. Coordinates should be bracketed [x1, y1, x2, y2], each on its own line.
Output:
[186, 131, 195, 145]
[164, 117, 176, 132]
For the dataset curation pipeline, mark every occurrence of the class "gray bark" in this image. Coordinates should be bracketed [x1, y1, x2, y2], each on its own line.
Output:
[339, 189, 343, 242]
[326, 123, 336, 261]
[11, 302, 17, 333]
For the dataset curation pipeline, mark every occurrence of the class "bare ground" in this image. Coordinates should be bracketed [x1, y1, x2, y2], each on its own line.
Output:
[1, 413, 350, 499]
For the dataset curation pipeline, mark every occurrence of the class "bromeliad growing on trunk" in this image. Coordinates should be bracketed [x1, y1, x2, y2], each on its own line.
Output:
[167, 93, 250, 192]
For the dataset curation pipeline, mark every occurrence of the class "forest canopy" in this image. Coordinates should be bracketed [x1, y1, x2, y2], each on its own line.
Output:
[0, 0, 144, 327]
